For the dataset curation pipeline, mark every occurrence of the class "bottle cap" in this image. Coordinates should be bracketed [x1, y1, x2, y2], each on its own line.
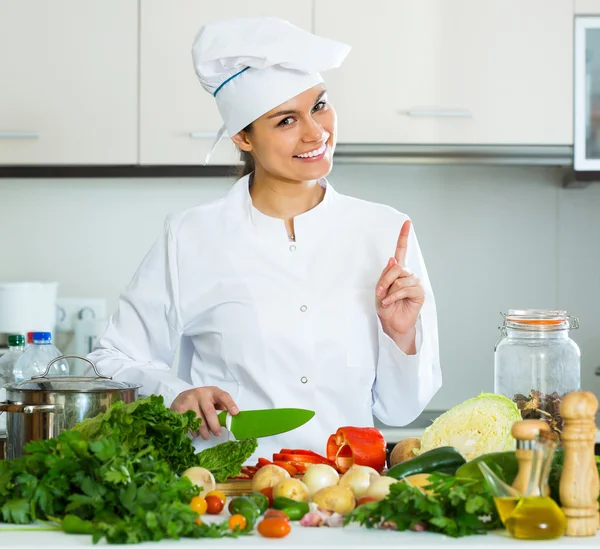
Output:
[32, 332, 52, 343]
[7, 334, 25, 347]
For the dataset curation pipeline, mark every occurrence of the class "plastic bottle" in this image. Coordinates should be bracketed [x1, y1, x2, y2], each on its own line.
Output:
[0, 334, 26, 431]
[14, 332, 69, 380]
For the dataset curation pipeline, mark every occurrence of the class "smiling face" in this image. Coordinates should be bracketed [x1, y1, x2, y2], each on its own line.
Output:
[231, 84, 336, 182]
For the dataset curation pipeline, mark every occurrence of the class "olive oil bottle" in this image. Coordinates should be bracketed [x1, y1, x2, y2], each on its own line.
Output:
[493, 496, 520, 525]
[505, 496, 566, 540]
[504, 432, 566, 540]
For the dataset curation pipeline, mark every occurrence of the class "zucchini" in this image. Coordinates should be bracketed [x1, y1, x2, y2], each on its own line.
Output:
[386, 446, 466, 479]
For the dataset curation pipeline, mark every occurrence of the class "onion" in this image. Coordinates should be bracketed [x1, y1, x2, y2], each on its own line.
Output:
[302, 464, 339, 496]
[338, 465, 379, 498]
[273, 478, 310, 502]
[365, 476, 399, 500]
[251, 464, 290, 493]
[181, 466, 216, 494]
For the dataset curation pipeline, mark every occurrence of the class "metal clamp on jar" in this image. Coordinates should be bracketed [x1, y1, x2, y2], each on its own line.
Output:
[0, 355, 140, 459]
[494, 310, 581, 442]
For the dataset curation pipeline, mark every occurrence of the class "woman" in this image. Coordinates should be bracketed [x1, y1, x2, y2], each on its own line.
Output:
[88, 16, 442, 458]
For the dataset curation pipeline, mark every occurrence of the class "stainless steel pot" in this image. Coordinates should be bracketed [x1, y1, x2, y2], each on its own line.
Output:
[0, 355, 141, 459]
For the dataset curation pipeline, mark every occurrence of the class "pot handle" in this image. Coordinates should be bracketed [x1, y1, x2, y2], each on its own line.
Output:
[32, 354, 111, 380]
[0, 402, 64, 414]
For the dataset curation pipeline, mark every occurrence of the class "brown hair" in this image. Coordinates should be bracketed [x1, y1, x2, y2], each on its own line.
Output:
[236, 123, 255, 178]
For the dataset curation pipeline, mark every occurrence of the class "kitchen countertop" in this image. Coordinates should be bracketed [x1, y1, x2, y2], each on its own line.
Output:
[1, 520, 599, 548]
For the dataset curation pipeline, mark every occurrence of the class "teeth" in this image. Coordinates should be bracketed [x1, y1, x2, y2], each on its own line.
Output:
[296, 143, 327, 158]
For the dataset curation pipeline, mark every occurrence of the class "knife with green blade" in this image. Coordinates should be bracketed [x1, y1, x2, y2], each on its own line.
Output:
[217, 408, 315, 439]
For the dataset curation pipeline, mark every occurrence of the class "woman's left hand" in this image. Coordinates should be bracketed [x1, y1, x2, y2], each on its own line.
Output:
[375, 220, 425, 336]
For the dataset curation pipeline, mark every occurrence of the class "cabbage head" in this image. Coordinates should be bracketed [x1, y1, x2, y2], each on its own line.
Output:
[417, 392, 522, 461]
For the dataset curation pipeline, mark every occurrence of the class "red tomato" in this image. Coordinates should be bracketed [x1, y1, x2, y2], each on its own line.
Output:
[260, 487, 274, 507]
[205, 495, 225, 514]
[263, 509, 290, 522]
[258, 518, 291, 538]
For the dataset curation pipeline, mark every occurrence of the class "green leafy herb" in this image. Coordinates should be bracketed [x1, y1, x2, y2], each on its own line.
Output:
[0, 396, 258, 544]
[73, 395, 201, 474]
[195, 439, 258, 483]
[346, 473, 501, 537]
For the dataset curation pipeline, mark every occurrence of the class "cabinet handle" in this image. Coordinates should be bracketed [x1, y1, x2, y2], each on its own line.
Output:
[401, 109, 473, 118]
[0, 132, 39, 139]
[189, 132, 218, 139]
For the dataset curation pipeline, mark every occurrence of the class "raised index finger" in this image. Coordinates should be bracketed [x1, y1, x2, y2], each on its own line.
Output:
[394, 220, 412, 267]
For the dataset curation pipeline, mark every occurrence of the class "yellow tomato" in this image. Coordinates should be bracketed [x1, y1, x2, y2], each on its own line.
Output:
[190, 495, 208, 515]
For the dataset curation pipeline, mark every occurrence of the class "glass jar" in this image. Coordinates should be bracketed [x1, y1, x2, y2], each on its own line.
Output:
[494, 310, 580, 441]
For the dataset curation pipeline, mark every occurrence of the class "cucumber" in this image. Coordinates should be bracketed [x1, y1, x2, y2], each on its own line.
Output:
[386, 446, 466, 479]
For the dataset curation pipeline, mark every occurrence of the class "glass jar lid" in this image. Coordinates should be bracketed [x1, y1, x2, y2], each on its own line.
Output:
[502, 309, 579, 332]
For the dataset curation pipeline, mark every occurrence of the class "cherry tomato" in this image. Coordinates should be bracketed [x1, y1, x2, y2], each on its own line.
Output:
[258, 517, 291, 538]
[260, 487, 274, 508]
[357, 496, 378, 506]
[205, 490, 227, 505]
[228, 514, 248, 532]
[205, 495, 225, 514]
[190, 496, 207, 515]
[263, 509, 290, 522]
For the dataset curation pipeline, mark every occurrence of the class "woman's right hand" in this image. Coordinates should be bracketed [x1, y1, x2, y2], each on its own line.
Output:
[170, 386, 239, 440]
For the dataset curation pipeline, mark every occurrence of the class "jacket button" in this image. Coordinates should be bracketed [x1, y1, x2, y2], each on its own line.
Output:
[301, 376, 308, 384]
[300, 305, 307, 312]
[289, 244, 297, 252]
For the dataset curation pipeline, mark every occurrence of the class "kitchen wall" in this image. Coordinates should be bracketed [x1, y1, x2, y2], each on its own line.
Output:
[1, 163, 599, 416]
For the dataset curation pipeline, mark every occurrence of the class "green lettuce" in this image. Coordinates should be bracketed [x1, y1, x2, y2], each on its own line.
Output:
[418, 393, 522, 461]
[196, 439, 258, 483]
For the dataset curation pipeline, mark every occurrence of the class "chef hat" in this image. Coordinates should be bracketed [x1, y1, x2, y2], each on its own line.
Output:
[191, 16, 351, 163]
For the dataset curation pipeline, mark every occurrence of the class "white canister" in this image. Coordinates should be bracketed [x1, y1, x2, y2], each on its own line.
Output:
[0, 282, 59, 338]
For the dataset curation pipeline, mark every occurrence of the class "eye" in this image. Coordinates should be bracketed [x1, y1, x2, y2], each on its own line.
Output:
[278, 117, 294, 127]
[313, 100, 327, 112]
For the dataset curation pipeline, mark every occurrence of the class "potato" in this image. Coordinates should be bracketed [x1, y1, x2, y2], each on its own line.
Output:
[311, 485, 356, 515]
[273, 478, 310, 502]
[389, 438, 421, 467]
[251, 464, 291, 493]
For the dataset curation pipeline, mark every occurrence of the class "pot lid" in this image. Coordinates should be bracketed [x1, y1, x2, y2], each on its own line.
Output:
[6, 354, 142, 393]
[7, 376, 141, 393]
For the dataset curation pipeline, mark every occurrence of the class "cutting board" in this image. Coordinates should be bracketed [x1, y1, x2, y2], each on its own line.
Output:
[214, 480, 254, 496]
[215, 474, 305, 496]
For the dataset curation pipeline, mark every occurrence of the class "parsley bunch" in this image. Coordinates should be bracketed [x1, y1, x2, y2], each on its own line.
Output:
[0, 395, 258, 543]
[346, 473, 502, 537]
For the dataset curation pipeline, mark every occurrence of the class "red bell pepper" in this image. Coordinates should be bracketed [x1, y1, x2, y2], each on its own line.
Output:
[326, 427, 387, 474]
[272, 461, 298, 476]
[271, 449, 336, 473]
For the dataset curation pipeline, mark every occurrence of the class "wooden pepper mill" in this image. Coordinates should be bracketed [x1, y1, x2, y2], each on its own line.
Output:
[511, 419, 551, 495]
[559, 391, 600, 536]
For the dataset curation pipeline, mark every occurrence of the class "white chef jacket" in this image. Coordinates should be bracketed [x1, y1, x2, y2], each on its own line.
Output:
[88, 175, 442, 460]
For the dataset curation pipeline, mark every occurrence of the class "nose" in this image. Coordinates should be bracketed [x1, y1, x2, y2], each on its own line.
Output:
[302, 116, 327, 143]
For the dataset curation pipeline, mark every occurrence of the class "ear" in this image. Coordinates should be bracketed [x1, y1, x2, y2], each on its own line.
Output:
[231, 130, 252, 152]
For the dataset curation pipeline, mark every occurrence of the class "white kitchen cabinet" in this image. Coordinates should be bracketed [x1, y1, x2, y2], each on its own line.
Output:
[139, 1, 313, 165]
[0, 0, 137, 165]
[576, 0, 600, 14]
[315, 0, 573, 145]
